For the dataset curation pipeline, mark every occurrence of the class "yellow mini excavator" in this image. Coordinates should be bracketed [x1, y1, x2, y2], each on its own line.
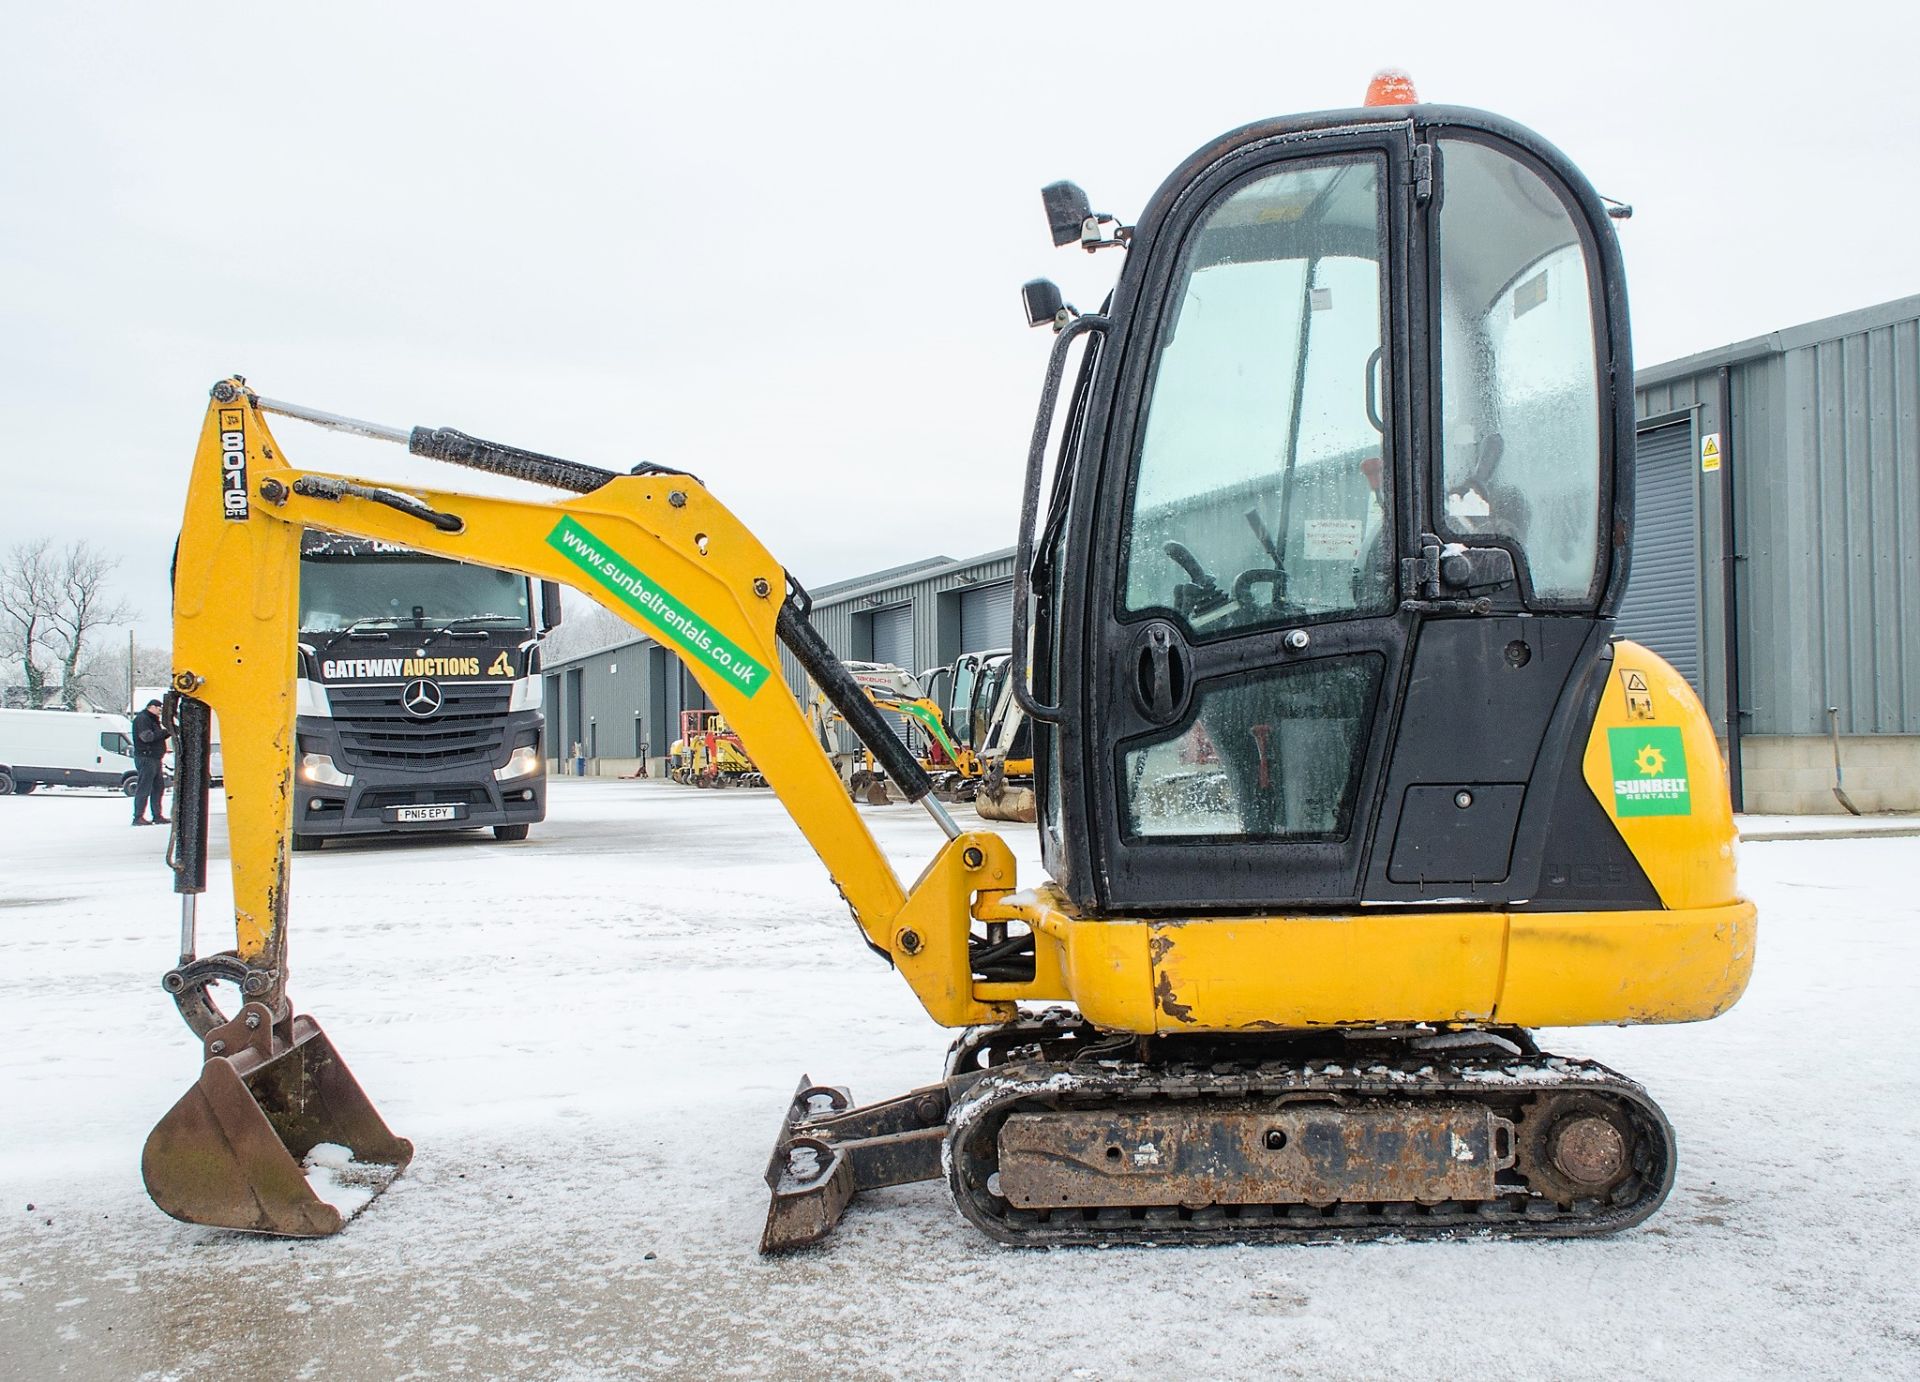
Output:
[145, 79, 1755, 1249]
[918, 649, 1036, 815]
[804, 660, 927, 802]
[970, 654, 1038, 823]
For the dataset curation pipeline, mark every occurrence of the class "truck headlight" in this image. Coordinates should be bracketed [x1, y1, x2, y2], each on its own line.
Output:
[299, 752, 352, 787]
[508, 676, 543, 712]
[296, 678, 333, 718]
[493, 745, 542, 781]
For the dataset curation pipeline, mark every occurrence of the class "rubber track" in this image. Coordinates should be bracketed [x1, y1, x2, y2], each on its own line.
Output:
[944, 1051, 1675, 1245]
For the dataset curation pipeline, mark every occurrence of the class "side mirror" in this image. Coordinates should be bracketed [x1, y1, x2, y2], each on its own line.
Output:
[1041, 181, 1092, 247]
[540, 580, 564, 631]
[1021, 279, 1065, 329]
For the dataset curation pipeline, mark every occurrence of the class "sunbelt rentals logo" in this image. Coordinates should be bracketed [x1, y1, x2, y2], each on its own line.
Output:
[1607, 726, 1692, 817]
[546, 515, 771, 699]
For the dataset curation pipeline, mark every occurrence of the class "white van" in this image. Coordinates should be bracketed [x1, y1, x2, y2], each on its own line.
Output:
[0, 708, 150, 796]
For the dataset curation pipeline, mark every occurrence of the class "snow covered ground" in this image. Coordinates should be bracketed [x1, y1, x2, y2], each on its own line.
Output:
[1, 779, 1915, 1379]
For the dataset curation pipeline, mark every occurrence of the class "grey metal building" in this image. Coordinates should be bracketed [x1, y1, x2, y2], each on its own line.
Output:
[1626, 293, 1920, 812]
[541, 635, 710, 776]
[773, 549, 1017, 697]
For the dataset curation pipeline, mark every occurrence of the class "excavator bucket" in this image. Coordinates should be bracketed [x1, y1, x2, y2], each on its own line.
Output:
[974, 783, 1036, 823]
[142, 1004, 411, 1237]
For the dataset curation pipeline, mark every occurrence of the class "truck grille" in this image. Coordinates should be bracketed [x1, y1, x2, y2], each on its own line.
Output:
[329, 682, 512, 768]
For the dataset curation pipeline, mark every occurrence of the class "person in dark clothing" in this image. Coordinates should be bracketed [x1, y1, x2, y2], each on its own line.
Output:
[132, 699, 170, 826]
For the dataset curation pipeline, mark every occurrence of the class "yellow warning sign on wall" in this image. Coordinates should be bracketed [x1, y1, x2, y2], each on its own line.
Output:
[1701, 432, 1722, 472]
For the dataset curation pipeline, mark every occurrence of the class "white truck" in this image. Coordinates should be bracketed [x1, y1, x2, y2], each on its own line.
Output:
[0, 708, 151, 796]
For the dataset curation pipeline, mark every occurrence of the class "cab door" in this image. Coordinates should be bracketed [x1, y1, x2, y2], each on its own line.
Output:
[1085, 129, 1416, 910]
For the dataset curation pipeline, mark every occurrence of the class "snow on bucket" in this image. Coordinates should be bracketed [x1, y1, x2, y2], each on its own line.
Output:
[141, 1002, 411, 1237]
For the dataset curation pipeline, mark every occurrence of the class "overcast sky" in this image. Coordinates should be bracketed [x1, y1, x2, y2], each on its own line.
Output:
[4, 1, 1916, 645]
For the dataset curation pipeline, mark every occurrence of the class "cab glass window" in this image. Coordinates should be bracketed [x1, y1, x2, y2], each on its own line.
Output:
[1122, 156, 1394, 638]
[947, 662, 975, 744]
[1121, 656, 1380, 840]
[1435, 139, 1603, 603]
[299, 554, 530, 633]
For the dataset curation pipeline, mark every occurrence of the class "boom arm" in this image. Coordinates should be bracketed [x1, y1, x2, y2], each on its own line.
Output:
[169, 380, 1020, 1031]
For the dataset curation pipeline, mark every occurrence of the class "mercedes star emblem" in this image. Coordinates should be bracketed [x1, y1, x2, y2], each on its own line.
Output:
[401, 679, 443, 718]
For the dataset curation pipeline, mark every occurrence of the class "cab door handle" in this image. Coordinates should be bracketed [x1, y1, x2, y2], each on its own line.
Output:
[1131, 622, 1190, 725]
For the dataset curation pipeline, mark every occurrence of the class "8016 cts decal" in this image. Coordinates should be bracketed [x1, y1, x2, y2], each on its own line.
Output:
[218, 408, 248, 520]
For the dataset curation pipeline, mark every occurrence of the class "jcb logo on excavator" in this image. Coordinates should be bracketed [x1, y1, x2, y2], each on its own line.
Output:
[218, 408, 248, 521]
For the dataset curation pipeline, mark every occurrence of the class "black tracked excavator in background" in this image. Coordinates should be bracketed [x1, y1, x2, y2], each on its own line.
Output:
[145, 74, 1754, 1249]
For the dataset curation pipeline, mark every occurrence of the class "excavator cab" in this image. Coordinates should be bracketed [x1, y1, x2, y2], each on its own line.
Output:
[1019, 105, 1645, 916]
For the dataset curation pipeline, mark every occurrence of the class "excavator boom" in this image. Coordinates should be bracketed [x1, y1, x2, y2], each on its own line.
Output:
[145, 383, 1025, 1238]
[161, 383, 1020, 1028]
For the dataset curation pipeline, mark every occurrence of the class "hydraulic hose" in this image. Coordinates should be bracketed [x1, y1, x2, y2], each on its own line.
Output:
[406, 427, 620, 494]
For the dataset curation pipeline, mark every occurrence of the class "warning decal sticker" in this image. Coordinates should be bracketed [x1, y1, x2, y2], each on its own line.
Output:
[1619, 668, 1656, 721]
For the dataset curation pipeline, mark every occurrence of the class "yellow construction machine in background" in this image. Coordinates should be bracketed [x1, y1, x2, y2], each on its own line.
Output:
[965, 654, 1036, 823]
[668, 709, 764, 787]
[805, 660, 928, 803]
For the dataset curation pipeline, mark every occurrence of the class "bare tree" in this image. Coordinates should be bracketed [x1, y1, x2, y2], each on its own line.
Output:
[0, 539, 134, 709]
[43, 543, 133, 709]
[0, 539, 56, 708]
[541, 598, 634, 662]
[133, 642, 173, 688]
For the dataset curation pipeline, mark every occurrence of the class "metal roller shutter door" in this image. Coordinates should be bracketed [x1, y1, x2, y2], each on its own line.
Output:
[868, 604, 915, 746]
[1617, 421, 1702, 691]
[958, 580, 1015, 653]
[870, 604, 914, 669]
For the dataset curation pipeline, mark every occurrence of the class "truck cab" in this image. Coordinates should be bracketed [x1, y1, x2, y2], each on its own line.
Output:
[291, 533, 560, 848]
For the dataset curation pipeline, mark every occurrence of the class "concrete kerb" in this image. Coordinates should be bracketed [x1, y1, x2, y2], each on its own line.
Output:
[1737, 815, 1920, 843]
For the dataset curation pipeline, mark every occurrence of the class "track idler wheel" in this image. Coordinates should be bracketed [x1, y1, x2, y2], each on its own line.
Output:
[142, 1001, 411, 1237]
[1516, 1092, 1638, 1205]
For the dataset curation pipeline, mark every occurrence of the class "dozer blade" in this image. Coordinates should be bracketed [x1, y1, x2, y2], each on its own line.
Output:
[760, 1075, 958, 1253]
[142, 1004, 411, 1237]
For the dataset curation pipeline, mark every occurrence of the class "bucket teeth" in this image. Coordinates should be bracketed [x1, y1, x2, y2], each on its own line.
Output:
[142, 1007, 411, 1237]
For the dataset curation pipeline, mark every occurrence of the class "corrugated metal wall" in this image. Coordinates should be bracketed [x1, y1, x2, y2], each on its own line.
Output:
[1636, 295, 1920, 738]
[1797, 321, 1920, 733]
[544, 635, 660, 760]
